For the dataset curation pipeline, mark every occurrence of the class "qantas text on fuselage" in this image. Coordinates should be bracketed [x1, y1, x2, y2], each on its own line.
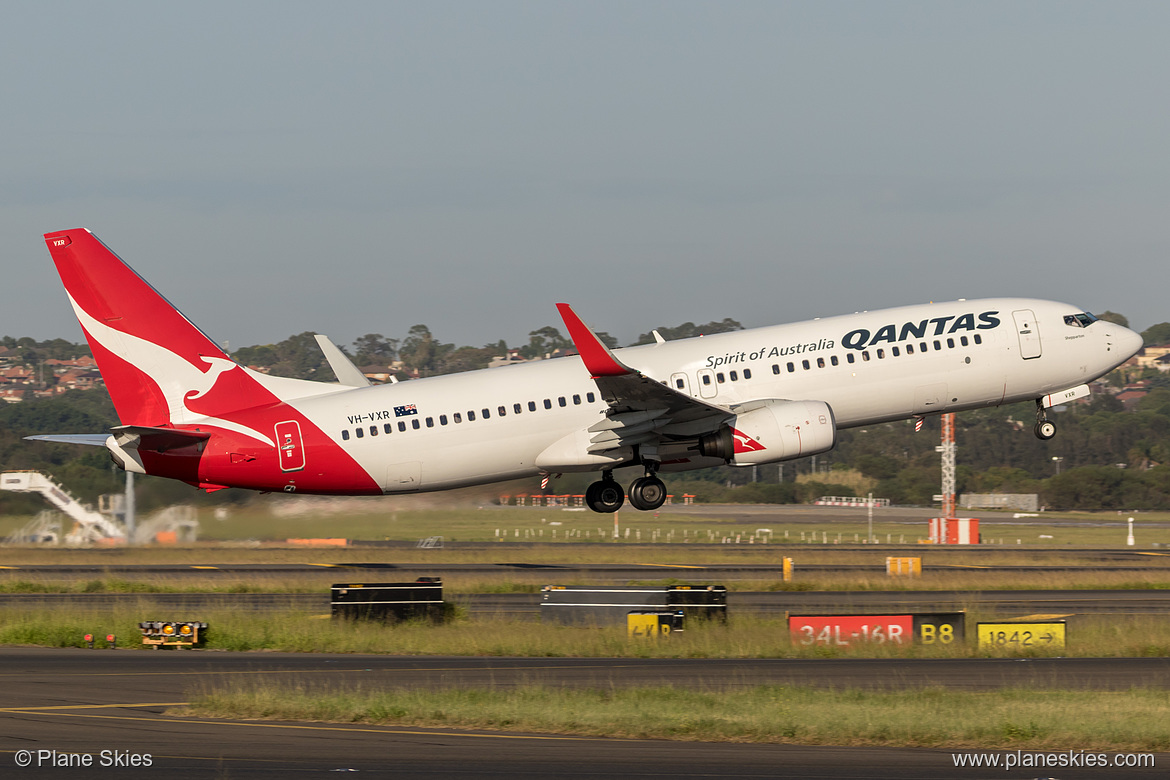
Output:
[34, 228, 1143, 514]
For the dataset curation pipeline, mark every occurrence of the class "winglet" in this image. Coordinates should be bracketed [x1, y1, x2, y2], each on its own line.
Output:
[556, 303, 629, 378]
[314, 335, 372, 387]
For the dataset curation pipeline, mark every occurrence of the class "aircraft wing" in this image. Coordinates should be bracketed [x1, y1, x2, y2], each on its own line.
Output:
[556, 304, 731, 456]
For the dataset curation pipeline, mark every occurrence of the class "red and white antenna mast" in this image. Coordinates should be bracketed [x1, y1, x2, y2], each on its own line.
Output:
[938, 412, 957, 519]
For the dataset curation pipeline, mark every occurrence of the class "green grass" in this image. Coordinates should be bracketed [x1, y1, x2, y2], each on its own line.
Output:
[176, 681, 1170, 750]
[3, 607, 1169, 659]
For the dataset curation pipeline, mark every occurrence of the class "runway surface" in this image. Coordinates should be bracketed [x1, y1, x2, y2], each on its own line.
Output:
[3, 546, 1169, 580]
[0, 648, 1165, 779]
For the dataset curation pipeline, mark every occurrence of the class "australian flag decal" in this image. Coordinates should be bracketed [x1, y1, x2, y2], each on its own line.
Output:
[394, 404, 418, 417]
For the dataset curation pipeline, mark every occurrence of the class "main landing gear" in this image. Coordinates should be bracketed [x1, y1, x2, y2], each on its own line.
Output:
[585, 468, 668, 513]
[585, 473, 625, 513]
[1034, 400, 1056, 441]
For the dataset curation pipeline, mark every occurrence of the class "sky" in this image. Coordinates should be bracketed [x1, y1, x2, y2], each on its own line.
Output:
[3, 1, 1168, 352]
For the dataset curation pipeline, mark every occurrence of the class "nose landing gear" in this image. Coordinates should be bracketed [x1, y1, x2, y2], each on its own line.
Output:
[1034, 400, 1057, 440]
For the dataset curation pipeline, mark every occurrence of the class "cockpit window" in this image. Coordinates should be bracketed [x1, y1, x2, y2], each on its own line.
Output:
[1064, 312, 1098, 328]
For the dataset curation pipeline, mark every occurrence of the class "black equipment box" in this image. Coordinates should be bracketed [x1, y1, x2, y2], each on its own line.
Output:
[540, 584, 727, 625]
[331, 578, 444, 622]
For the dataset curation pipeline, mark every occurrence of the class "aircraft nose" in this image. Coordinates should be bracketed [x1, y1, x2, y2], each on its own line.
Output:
[1123, 327, 1141, 357]
[1118, 326, 1144, 359]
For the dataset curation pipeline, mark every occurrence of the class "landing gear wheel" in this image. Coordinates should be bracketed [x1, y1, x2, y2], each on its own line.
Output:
[628, 476, 667, 511]
[1034, 420, 1056, 440]
[586, 479, 625, 513]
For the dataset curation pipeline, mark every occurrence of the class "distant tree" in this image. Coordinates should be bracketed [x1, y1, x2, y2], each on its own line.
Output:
[1097, 311, 1129, 328]
[1141, 322, 1170, 346]
[594, 331, 620, 349]
[436, 346, 494, 375]
[400, 324, 453, 376]
[351, 333, 398, 366]
[232, 343, 277, 367]
[232, 332, 328, 380]
[519, 326, 570, 359]
[631, 318, 743, 346]
[853, 454, 900, 481]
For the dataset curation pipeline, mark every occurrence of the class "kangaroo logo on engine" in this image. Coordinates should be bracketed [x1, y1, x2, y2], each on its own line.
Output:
[841, 311, 1000, 351]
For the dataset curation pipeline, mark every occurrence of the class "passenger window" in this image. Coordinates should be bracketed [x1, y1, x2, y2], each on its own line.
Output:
[891, 347, 899, 357]
[586, 392, 596, 403]
[398, 421, 406, 432]
[974, 334, 982, 345]
[482, 408, 490, 419]
[816, 358, 825, 368]
[702, 375, 711, 385]
[876, 349, 884, 359]
[772, 364, 780, 375]
[920, 342, 928, 352]
[439, 415, 448, 426]
[514, 403, 522, 414]
[572, 394, 581, 405]
[847, 353, 855, 364]
[544, 399, 552, 409]
[744, 368, 752, 379]
[341, 430, 350, 441]
[947, 338, 955, 348]
[468, 410, 476, 421]
[356, 428, 364, 438]
[384, 423, 393, 434]
[370, 425, 378, 436]
[906, 344, 914, 355]
[676, 378, 685, 388]
[426, 417, 434, 428]
[558, 397, 567, 407]
[729, 371, 738, 381]
[862, 352, 870, 362]
[802, 360, 810, 370]
[787, 362, 795, 372]
[528, 401, 537, 412]
[454, 413, 462, 424]
[830, 355, 839, 366]
[960, 336, 969, 347]
[412, 419, 420, 429]
[716, 373, 725, 383]
[498, 405, 507, 416]
[933, 340, 942, 351]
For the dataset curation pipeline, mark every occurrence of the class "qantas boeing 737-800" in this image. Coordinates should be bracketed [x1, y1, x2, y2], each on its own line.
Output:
[34, 228, 1143, 513]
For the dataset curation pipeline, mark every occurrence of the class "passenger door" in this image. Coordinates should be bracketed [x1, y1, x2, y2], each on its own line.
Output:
[1012, 309, 1042, 360]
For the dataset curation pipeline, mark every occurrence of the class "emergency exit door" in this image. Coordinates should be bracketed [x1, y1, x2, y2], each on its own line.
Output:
[275, 420, 306, 472]
[1012, 309, 1042, 360]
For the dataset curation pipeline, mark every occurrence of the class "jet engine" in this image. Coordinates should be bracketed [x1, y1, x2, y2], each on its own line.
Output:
[698, 400, 836, 466]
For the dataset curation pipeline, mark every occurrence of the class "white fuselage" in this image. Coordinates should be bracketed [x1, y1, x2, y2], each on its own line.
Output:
[283, 298, 1141, 493]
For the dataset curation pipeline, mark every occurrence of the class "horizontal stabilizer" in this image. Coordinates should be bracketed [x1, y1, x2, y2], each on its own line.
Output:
[112, 425, 211, 453]
[24, 434, 110, 447]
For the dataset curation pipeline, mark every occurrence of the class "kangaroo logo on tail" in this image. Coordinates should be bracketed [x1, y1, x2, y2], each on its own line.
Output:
[45, 229, 279, 443]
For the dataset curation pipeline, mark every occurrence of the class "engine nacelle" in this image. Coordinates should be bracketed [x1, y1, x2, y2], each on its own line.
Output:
[699, 400, 836, 466]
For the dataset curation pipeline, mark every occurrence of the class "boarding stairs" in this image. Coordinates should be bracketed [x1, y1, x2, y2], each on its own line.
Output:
[0, 470, 127, 545]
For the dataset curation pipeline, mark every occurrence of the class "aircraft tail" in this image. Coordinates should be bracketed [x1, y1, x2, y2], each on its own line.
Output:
[43, 229, 281, 427]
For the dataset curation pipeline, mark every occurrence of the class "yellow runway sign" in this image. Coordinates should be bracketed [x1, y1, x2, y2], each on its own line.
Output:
[977, 622, 1065, 651]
